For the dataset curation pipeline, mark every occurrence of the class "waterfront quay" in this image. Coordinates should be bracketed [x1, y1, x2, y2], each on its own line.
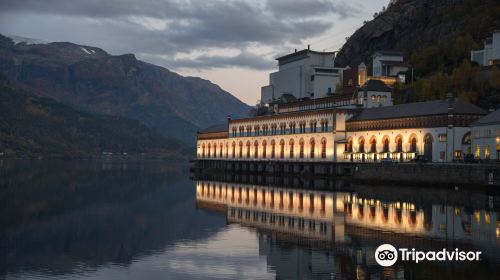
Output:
[191, 159, 500, 188]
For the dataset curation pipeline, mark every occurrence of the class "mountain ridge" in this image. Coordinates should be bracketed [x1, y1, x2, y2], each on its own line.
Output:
[0, 34, 250, 145]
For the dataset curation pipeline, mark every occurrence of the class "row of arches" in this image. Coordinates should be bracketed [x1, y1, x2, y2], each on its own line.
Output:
[200, 138, 328, 160]
[345, 133, 433, 155]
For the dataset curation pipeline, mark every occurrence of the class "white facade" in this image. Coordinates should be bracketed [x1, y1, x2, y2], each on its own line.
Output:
[372, 52, 407, 77]
[197, 111, 354, 162]
[471, 123, 500, 161]
[357, 90, 392, 108]
[470, 31, 500, 66]
[342, 127, 472, 163]
[261, 49, 343, 104]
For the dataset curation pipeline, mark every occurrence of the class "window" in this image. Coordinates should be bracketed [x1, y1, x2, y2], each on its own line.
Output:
[254, 141, 259, 158]
[289, 139, 294, 158]
[239, 142, 243, 158]
[370, 138, 377, 153]
[383, 138, 390, 153]
[438, 134, 447, 142]
[358, 138, 365, 153]
[475, 145, 480, 159]
[299, 139, 305, 158]
[454, 150, 462, 159]
[409, 137, 417, 153]
[262, 141, 267, 159]
[440, 151, 445, 160]
[271, 140, 276, 158]
[310, 138, 315, 158]
[485, 144, 491, 160]
[396, 137, 403, 152]
[321, 138, 327, 159]
[280, 140, 285, 159]
[246, 141, 251, 158]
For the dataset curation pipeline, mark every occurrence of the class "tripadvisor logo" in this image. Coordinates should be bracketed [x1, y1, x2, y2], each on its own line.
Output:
[375, 244, 398, 267]
[374, 244, 482, 267]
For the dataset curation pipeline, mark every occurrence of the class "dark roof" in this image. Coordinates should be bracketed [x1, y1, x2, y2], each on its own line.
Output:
[349, 99, 487, 122]
[379, 60, 409, 67]
[362, 79, 391, 92]
[276, 49, 336, 62]
[199, 123, 227, 133]
[473, 109, 500, 125]
[374, 51, 405, 56]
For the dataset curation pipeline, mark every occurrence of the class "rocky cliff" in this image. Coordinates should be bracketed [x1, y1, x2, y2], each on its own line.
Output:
[335, 0, 500, 67]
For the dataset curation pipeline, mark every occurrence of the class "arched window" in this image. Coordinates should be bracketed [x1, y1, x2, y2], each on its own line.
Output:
[280, 139, 285, 159]
[358, 137, 365, 153]
[262, 140, 267, 159]
[254, 140, 259, 158]
[485, 144, 491, 160]
[271, 140, 276, 158]
[346, 138, 353, 153]
[289, 139, 295, 158]
[238, 141, 243, 158]
[462, 132, 472, 145]
[202, 144, 206, 158]
[219, 144, 223, 158]
[299, 138, 305, 158]
[246, 141, 251, 158]
[310, 138, 316, 158]
[369, 137, 377, 153]
[395, 136, 403, 152]
[475, 144, 481, 159]
[232, 142, 236, 158]
[383, 137, 390, 153]
[207, 143, 211, 158]
[321, 138, 327, 158]
[409, 137, 417, 153]
[225, 143, 229, 158]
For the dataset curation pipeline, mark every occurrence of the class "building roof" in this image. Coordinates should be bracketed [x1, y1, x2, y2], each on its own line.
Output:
[349, 99, 487, 122]
[276, 49, 336, 63]
[373, 51, 405, 57]
[362, 79, 392, 92]
[473, 109, 500, 126]
[379, 60, 409, 67]
[199, 123, 227, 133]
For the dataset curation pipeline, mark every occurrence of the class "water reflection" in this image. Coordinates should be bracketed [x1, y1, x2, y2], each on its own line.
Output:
[195, 178, 500, 279]
[2, 160, 500, 279]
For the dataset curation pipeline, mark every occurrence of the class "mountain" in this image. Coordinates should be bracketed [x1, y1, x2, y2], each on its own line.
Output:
[0, 34, 250, 145]
[336, 0, 500, 68]
[0, 75, 188, 159]
[335, 0, 500, 107]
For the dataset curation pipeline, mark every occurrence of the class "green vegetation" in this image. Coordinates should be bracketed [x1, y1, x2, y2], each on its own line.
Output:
[0, 77, 189, 159]
[391, 0, 500, 107]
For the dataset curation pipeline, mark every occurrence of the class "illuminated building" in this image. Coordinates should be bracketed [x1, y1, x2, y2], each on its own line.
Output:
[197, 49, 487, 163]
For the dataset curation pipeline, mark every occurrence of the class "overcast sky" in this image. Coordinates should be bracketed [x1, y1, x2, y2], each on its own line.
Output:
[0, 0, 390, 104]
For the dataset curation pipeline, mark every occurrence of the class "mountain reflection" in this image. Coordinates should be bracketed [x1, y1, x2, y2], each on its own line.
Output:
[195, 178, 500, 279]
[2, 160, 500, 279]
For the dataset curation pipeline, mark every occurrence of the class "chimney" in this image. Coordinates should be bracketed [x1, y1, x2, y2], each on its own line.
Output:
[294, 49, 297, 53]
[308, 44, 310, 50]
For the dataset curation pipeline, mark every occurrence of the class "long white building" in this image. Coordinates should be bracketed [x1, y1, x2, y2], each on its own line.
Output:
[198, 49, 488, 163]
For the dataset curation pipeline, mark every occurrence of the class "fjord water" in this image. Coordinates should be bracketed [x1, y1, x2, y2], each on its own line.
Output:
[1, 160, 500, 280]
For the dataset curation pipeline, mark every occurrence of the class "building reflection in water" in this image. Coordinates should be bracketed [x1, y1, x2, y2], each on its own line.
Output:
[195, 180, 500, 279]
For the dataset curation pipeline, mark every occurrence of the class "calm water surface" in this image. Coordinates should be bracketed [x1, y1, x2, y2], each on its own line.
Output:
[1, 160, 500, 280]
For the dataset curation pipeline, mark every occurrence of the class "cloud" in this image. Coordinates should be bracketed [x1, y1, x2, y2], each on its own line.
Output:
[0, 0, 358, 71]
[146, 50, 276, 70]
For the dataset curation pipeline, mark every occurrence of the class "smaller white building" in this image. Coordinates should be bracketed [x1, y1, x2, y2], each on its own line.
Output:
[470, 31, 500, 66]
[372, 51, 409, 83]
[261, 48, 343, 104]
[356, 79, 393, 109]
[471, 109, 500, 161]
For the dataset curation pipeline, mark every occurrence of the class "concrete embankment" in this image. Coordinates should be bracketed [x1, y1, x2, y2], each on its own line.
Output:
[191, 159, 500, 188]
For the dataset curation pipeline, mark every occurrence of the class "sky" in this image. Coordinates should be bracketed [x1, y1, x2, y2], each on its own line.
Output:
[0, 0, 390, 105]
